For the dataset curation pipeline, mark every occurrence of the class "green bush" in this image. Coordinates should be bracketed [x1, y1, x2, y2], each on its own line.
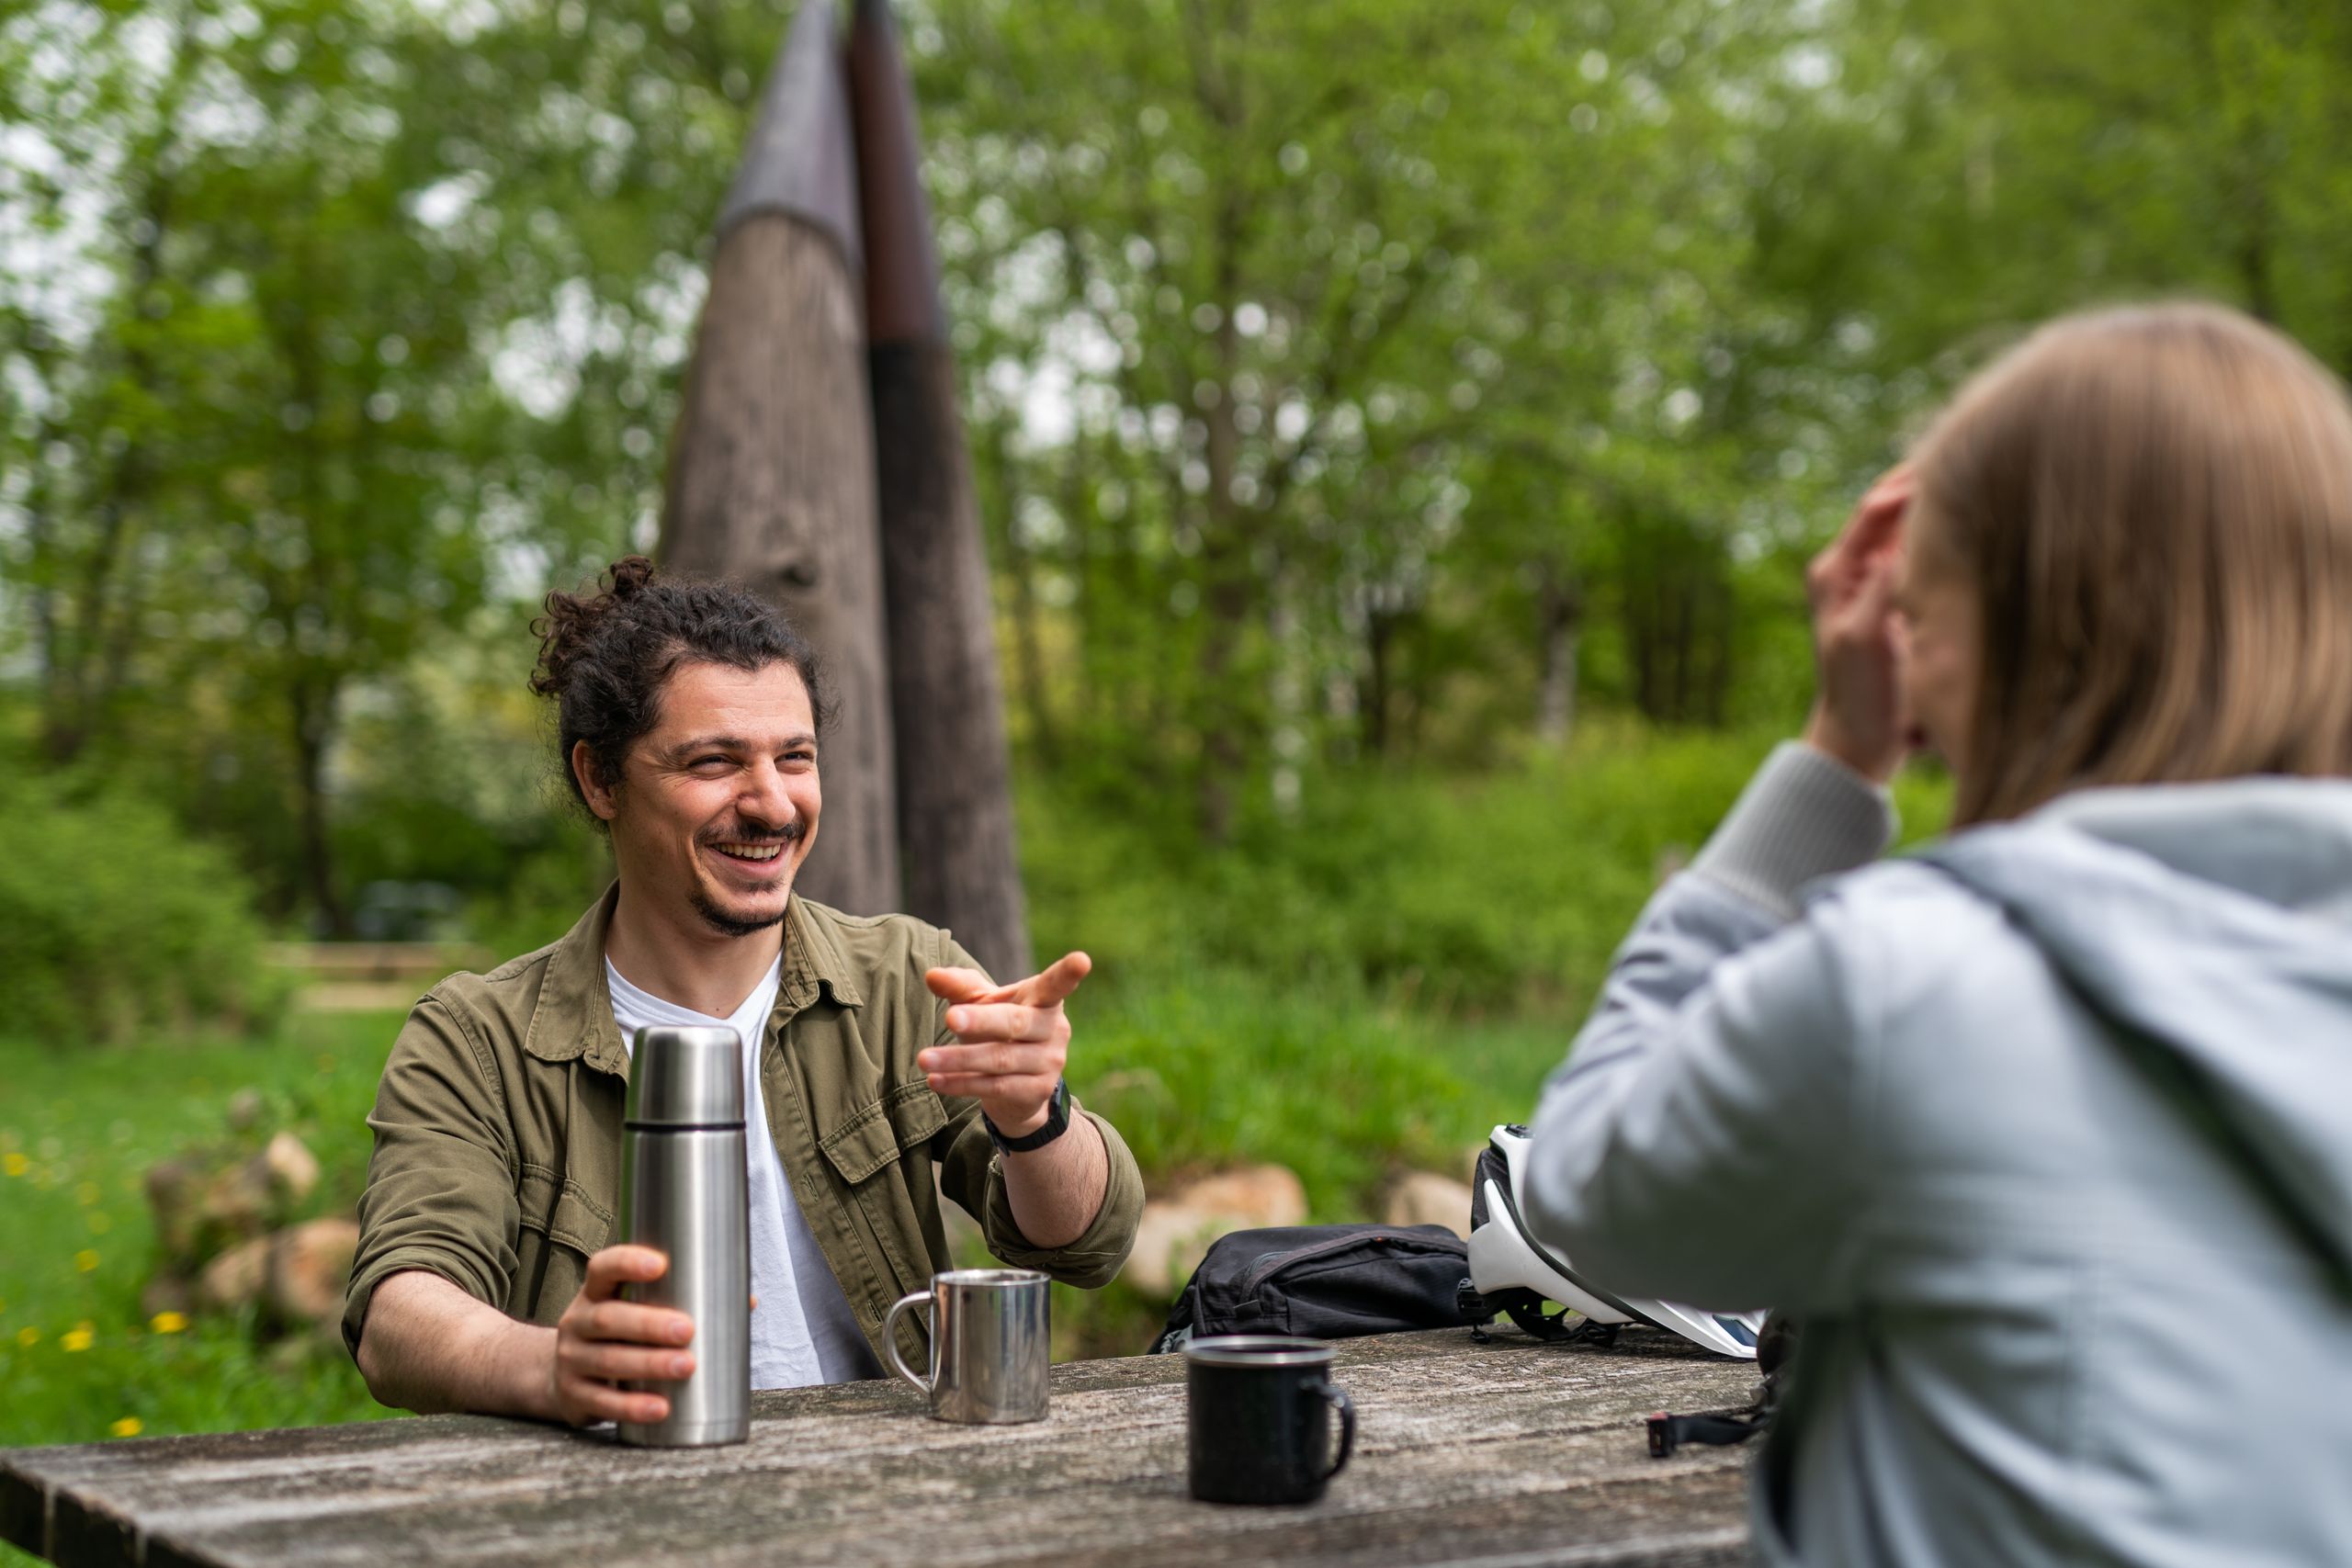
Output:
[0, 771, 290, 1043]
[1024, 720, 1953, 1021]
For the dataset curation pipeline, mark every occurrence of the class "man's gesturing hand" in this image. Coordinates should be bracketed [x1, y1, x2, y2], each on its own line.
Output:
[548, 1245, 695, 1427]
[920, 953, 1091, 1139]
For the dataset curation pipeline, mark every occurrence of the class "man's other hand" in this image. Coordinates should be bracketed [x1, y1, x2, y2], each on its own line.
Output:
[548, 1245, 696, 1427]
[920, 952, 1091, 1137]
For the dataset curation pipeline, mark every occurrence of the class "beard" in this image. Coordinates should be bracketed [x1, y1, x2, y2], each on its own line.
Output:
[689, 888, 788, 939]
[687, 816, 804, 937]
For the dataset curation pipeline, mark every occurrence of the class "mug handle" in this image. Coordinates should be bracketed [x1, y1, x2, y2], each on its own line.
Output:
[883, 1290, 935, 1394]
[1315, 1380, 1356, 1482]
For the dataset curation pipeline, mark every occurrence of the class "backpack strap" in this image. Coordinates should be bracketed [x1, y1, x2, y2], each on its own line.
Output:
[1646, 1408, 1767, 1457]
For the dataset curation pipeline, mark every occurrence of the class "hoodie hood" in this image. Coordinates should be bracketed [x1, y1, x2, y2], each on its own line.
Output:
[1919, 777, 2352, 1294]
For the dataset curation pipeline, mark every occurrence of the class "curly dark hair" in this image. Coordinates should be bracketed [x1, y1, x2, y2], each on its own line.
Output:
[529, 556, 832, 817]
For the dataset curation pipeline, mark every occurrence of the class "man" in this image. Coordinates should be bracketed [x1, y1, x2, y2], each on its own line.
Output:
[345, 557, 1142, 1426]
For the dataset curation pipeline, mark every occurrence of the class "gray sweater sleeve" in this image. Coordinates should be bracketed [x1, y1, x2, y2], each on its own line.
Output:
[1521, 744, 1894, 1312]
[1690, 741, 1898, 919]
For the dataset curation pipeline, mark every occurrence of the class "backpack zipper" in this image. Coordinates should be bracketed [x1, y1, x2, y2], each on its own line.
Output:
[1239, 1231, 1464, 1297]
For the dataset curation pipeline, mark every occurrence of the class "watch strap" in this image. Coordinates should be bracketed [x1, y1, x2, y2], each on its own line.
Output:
[984, 1077, 1070, 1154]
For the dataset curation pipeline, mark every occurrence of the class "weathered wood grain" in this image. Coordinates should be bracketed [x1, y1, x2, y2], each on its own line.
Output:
[3, 1329, 1758, 1568]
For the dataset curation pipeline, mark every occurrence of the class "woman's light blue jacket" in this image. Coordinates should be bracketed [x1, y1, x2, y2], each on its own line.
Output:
[1528, 745, 2352, 1567]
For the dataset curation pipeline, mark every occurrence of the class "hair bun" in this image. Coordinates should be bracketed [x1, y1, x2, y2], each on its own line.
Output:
[530, 557, 660, 697]
[606, 555, 656, 601]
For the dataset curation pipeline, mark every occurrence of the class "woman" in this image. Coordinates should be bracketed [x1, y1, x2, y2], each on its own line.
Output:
[1525, 303, 2352, 1567]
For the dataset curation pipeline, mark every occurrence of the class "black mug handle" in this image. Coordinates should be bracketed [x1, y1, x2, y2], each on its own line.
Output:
[1315, 1379, 1356, 1482]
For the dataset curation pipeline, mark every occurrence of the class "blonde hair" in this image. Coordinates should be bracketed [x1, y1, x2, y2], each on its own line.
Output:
[1910, 302, 2352, 826]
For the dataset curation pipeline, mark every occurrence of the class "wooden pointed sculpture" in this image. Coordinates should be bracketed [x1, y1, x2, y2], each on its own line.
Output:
[848, 0, 1031, 977]
[662, 0, 900, 915]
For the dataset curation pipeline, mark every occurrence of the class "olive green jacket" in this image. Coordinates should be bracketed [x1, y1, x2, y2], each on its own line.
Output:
[343, 888, 1143, 1373]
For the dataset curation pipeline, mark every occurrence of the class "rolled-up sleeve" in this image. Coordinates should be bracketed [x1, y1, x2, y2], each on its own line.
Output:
[926, 936, 1144, 1289]
[341, 993, 522, 1358]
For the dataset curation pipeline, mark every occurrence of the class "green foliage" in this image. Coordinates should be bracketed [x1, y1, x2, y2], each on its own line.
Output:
[1030, 721, 1949, 1018]
[8, 0, 2343, 912]
[0, 767, 290, 1043]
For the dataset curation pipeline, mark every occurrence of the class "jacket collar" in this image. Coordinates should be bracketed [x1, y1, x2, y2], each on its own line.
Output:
[522, 886, 864, 1077]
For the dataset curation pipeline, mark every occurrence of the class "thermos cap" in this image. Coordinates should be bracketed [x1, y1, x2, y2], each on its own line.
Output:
[624, 1025, 745, 1127]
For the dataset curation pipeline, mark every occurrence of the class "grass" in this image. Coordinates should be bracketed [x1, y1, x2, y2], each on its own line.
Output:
[0, 1011, 401, 1450]
[0, 1012, 405, 1565]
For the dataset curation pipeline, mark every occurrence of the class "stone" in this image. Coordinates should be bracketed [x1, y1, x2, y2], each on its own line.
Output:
[143, 1156, 206, 1265]
[195, 1235, 271, 1312]
[1120, 1165, 1307, 1299]
[197, 1157, 274, 1237]
[266, 1218, 359, 1324]
[262, 1132, 320, 1203]
[1168, 1165, 1307, 1227]
[1382, 1171, 1476, 1238]
[1123, 1205, 1224, 1300]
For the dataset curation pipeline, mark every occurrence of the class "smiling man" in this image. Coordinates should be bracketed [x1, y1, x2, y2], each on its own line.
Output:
[344, 558, 1142, 1426]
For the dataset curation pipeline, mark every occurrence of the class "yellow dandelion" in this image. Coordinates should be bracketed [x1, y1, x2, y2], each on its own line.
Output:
[75, 1180, 100, 1205]
[3, 1153, 26, 1177]
[74, 1249, 100, 1273]
[109, 1417, 141, 1438]
[62, 1325, 94, 1352]
[88, 1213, 111, 1234]
[15, 1326, 37, 1348]
[150, 1311, 189, 1335]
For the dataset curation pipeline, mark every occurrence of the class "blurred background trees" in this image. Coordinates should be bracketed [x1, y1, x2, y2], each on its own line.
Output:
[9, 0, 2352, 1456]
[6, 0, 2350, 941]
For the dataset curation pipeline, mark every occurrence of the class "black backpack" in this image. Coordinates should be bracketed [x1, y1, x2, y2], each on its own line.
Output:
[1148, 1223, 1486, 1354]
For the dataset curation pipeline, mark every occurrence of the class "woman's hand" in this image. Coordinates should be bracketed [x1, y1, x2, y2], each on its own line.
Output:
[1803, 468, 1913, 784]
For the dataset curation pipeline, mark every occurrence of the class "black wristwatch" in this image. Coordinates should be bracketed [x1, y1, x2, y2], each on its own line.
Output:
[984, 1077, 1071, 1155]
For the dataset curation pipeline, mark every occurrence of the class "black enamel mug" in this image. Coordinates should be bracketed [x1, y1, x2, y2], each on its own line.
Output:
[1182, 1336, 1357, 1505]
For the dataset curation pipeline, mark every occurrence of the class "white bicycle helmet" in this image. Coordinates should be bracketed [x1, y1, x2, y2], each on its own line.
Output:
[1466, 1123, 1766, 1360]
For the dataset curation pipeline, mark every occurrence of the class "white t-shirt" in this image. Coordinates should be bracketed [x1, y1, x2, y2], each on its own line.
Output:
[606, 954, 882, 1389]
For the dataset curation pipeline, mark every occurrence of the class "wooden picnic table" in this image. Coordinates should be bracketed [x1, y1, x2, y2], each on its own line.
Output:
[0, 1327, 1759, 1568]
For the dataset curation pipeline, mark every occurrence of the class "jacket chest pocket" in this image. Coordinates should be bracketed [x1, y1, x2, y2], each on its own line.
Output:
[818, 1081, 948, 1184]
[815, 1081, 949, 1296]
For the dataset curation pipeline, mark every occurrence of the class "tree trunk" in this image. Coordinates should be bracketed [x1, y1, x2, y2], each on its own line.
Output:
[662, 216, 901, 917]
[289, 671, 348, 937]
[853, 0, 1030, 978]
[1188, 0, 1255, 845]
[1534, 568, 1583, 747]
[870, 344, 1032, 979]
[1363, 605, 1397, 759]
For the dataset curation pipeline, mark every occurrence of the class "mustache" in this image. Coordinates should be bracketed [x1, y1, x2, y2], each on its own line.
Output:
[700, 818, 807, 847]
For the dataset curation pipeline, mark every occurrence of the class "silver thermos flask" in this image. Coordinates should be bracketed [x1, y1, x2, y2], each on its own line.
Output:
[616, 1024, 751, 1447]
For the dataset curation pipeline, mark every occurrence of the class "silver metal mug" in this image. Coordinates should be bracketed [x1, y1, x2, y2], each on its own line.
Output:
[883, 1269, 1051, 1423]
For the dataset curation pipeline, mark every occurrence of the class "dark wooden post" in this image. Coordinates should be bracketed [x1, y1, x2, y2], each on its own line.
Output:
[847, 0, 1031, 979]
[662, 0, 901, 916]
